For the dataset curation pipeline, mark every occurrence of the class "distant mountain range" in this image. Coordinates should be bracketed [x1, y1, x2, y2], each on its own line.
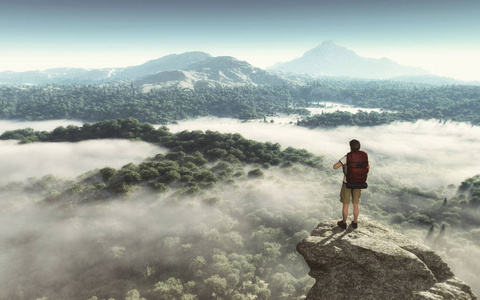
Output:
[0, 52, 214, 85]
[134, 55, 301, 90]
[1, 42, 478, 87]
[0, 52, 308, 88]
[269, 41, 429, 79]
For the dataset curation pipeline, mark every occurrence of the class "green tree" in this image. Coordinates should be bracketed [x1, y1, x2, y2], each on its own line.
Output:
[203, 275, 228, 298]
[100, 167, 117, 182]
[125, 289, 146, 300]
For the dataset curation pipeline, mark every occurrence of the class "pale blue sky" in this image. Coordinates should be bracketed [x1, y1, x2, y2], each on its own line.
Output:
[1, 0, 479, 80]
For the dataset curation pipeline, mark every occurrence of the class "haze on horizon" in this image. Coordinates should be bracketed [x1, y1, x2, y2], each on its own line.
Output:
[1, 0, 479, 81]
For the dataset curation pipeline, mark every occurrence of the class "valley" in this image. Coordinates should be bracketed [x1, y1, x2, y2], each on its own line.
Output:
[0, 116, 479, 299]
[0, 42, 479, 300]
[3, 0, 480, 297]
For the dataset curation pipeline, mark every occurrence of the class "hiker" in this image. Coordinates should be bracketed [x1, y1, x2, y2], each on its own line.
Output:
[333, 139, 369, 229]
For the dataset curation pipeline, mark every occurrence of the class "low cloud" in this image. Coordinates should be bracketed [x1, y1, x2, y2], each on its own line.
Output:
[168, 118, 480, 188]
[0, 139, 166, 184]
[0, 120, 168, 183]
[0, 119, 84, 132]
[0, 119, 478, 298]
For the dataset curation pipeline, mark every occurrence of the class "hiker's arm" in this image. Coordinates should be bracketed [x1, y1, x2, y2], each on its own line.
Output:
[333, 162, 342, 170]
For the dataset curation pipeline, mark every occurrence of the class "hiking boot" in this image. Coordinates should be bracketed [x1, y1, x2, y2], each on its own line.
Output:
[351, 221, 358, 229]
[337, 220, 347, 229]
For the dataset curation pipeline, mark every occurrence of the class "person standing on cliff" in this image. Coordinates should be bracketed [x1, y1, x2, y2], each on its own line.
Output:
[333, 139, 370, 229]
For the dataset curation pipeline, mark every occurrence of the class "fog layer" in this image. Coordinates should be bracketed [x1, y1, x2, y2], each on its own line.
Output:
[0, 123, 166, 184]
[0, 119, 84, 132]
[0, 119, 478, 298]
[169, 118, 480, 188]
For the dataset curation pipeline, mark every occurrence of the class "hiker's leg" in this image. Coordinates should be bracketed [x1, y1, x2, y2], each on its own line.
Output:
[353, 203, 359, 223]
[342, 203, 349, 223]
[340, 183, 351, 223]
[352, 189, 361, 223]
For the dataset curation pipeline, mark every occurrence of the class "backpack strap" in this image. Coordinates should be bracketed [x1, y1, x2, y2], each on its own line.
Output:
[340, 156, 347, 175]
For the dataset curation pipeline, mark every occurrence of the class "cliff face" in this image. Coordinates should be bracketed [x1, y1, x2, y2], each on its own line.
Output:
[297, 217, 477, 300]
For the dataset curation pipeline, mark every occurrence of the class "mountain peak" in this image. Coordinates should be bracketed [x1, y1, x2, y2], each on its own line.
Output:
[303, 41, 358, 61]
[145, 51, 211, 65]
[310, 40, 348, 52]
[270, 41, 429, 79]
[317, 40, 341, 48]
[188, 56, 254, 71]
[297, 217, 477, 299]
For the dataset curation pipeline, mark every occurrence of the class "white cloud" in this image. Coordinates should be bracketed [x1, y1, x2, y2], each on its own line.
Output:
[168, 117, 480, 188]
[0, 119, 84, 132]
[0, 139, 166, 184]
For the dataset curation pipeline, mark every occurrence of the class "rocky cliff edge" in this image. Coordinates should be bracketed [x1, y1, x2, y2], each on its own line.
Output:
[297, 217, 477, 300]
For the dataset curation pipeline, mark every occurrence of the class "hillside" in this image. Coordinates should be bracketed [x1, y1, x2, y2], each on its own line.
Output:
[135, 56, 295, 90]
[0, 52, 301, 88]
[115, 51, 213, 79]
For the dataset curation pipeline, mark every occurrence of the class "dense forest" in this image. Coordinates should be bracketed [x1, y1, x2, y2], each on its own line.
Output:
[300, 80, 480, 127]
[0, 85, 310, 124]
[1, 118, 479, 299]
[1, 80, 480, 127]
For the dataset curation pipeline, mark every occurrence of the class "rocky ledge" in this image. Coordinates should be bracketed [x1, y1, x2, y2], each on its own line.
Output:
[297, 217, 477, 300]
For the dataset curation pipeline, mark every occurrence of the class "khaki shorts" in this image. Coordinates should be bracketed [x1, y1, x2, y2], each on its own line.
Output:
[340, 182, 361, 204]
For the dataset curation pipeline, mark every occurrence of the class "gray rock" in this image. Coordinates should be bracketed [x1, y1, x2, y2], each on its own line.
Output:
[297, 217, 477, 300]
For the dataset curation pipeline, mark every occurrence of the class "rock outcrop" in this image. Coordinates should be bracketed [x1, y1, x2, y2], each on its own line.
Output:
[297, 217, 477, 300]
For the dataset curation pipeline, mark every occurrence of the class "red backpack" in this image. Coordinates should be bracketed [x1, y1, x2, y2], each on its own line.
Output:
[345, 150, 369, 189]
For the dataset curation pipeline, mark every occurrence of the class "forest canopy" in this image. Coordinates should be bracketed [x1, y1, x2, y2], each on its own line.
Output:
[1, 79, 479, 127]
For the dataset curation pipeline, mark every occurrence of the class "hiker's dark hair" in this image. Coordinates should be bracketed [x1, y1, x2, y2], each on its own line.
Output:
[350, 139, 361, 152]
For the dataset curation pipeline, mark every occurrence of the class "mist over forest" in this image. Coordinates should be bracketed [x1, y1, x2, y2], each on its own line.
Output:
[0, 115, 479, 299]
[0, 138, 164, 185]
[0, 73, 479, 300]
[169, 117, 480, 188]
